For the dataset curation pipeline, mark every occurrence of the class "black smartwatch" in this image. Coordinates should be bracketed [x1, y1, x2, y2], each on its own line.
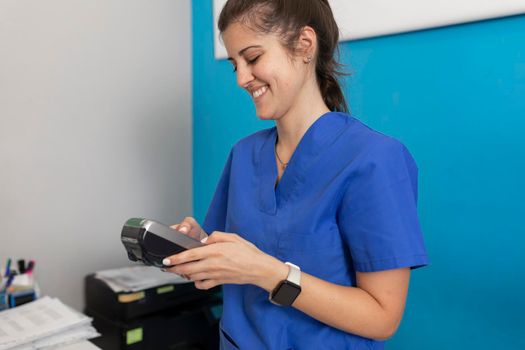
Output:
[269, 262, 301, 306]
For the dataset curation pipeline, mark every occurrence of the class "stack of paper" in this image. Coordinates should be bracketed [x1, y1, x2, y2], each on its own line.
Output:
[95, 266, 190, 293]
[0, 297, 99, 350]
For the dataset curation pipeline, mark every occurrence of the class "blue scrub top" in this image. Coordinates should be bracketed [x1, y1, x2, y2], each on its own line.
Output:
[202, 112, 428, 350]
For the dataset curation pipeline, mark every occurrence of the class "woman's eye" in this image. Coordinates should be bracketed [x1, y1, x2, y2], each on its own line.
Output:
[231, 55, 260, 73]
[247, 55, 260, 65]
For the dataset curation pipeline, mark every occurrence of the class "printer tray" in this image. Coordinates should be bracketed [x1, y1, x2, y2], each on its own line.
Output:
[87, 297, 221, 350]
[85, 273, 221, 321]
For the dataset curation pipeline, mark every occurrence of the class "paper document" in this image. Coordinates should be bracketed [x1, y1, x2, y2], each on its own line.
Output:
[0, 297, 99, 350]
[95, 266, 190, 293]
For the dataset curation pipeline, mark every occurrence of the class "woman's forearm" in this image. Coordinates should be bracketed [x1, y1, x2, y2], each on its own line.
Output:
[293, 273, 398, 340]
[255, 258, 407, 341]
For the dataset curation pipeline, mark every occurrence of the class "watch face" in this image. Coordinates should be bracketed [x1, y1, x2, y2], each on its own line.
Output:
[270, 280, 301, 306]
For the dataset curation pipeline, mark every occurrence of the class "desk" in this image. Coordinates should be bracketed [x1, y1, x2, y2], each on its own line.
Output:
[57, 341, 101, 350]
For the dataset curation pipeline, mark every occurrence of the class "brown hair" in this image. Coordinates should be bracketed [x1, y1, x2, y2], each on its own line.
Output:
[218, 0, 348, 113]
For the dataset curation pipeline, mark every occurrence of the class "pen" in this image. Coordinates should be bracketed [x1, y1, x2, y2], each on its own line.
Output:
[18, 259, 26, 274]
[26, 260, 35, 275]
[4, 259, 11, 278]
[4, 274, 15, 291]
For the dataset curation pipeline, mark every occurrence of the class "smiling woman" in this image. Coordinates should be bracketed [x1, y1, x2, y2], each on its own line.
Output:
[165, 1, 428, 349]
[222, 21, 328, 125]
[219, 0, 347, 120]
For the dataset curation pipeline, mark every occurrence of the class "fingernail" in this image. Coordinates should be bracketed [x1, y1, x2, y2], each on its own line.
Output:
[200, 236, 208, 243]
[179, 226, 188, 233]
[161, 268, 167, 272]
[163, 258, 171, 266]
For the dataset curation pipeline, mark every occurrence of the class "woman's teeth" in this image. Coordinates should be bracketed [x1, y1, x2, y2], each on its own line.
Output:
[252, 85, 268, 98]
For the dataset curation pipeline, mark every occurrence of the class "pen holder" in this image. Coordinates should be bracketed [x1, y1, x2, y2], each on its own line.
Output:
[0, 291, 8, 311]
[8, 289, 36, 308]
[1, 274, 39, 309]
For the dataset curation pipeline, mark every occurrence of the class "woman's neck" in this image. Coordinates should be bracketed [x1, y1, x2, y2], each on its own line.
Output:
[275, 81, 330, 154]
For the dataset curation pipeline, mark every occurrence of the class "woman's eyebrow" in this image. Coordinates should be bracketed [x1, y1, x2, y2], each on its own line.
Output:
[227, 45, 263, 60]
[239, 45, 262, 56]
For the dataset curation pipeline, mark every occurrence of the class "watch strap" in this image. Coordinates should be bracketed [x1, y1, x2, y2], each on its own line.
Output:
[285, 262, 301, 286]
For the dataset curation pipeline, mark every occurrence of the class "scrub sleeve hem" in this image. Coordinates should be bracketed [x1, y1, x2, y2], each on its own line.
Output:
[354, 254, 429, 272]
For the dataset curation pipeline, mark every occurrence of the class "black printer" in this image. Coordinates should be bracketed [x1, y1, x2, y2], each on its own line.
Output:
[84, 274, 221, 350]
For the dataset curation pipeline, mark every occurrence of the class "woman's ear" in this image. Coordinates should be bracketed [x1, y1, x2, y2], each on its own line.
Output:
[297, 26, 317, 63]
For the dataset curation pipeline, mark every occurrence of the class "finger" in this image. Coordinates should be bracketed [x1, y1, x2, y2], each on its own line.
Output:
[198, 229, 209, 242]
[179, 217, 204, 240]
[160, 268, 189, 281]
[171, 223, 202, 241]
[181, 217, 199, 233]
[164, 244, 214, 266]
[205, 231, 241, 244]
[165, 260, 205, 276]
[187, 271, 220, 282]
[172, 223, 199, 240]
[194, 279, 218, 290]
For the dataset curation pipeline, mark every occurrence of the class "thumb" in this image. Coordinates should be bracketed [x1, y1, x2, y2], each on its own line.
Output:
[174, 217, 203, 240]
[204, 231, 238, 244]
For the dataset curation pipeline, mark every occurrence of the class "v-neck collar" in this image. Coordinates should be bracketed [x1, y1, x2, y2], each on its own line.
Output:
[256, 112, 352, 215]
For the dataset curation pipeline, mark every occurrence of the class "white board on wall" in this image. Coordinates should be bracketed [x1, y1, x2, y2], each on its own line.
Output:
[213, 0, 525, 59]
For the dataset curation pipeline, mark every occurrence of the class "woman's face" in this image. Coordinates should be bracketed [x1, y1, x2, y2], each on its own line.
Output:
[222, 22, 310, 121]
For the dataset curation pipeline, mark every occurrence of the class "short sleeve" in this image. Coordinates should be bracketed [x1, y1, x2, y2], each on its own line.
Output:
[202, 150, 233, 234]
[337, 139, 429, 272]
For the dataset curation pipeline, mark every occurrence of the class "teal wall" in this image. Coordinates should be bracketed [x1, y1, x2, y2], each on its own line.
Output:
[193, 1, 525, 348]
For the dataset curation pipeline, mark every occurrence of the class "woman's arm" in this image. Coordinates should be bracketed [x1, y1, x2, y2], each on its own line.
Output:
[164, 231, 410, 341]
[285, 267, 409, 340]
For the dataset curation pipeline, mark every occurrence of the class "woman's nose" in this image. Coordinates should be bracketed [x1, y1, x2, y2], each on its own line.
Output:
[236, 65, 254, 87]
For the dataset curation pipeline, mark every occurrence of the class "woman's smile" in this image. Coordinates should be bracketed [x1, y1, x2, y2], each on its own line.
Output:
[252, 85, 269, 99]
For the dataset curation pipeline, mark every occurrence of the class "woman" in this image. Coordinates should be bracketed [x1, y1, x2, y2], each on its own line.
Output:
[163, 0, 428, 348]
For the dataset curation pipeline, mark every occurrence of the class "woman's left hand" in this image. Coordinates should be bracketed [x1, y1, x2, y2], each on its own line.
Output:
[163, 231, 287, 291]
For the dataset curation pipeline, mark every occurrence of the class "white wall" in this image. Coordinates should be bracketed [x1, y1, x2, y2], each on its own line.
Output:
[0, 0, 192, 310]
[213, 0, 525, 58]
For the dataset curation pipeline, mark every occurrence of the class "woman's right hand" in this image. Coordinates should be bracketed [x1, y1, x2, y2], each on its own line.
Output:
[170, 216, 208, 242]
